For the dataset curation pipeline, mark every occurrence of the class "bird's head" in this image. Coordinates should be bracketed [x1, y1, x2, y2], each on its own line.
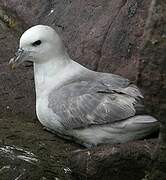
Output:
[9, 25, 65, 68]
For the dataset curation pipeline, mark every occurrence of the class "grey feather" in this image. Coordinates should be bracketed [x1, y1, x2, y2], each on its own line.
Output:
[48, 72, 145, 130]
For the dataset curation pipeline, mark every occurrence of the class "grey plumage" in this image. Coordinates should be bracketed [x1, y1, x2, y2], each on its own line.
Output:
[48, 72, 145, 130]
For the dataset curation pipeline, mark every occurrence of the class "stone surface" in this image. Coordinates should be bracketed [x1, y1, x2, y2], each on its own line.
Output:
[69, 139, 157, 180]
[0, 6, 35, 117]
[0, 115, 78, 180]
[138, 0, 166, 179]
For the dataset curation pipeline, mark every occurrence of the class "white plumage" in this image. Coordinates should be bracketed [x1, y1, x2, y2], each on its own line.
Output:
[10, 25, 159, 147]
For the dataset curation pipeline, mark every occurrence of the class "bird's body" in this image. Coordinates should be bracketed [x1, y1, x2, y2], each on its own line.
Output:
[10, 25, 159, 147]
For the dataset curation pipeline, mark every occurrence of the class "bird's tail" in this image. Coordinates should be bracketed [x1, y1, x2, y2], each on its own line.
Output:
[113, 115, 159, 140]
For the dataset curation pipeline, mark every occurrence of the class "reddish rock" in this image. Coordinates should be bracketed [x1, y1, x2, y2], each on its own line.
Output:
[69, 139, 157, 180]
[138, 0, 166, 179]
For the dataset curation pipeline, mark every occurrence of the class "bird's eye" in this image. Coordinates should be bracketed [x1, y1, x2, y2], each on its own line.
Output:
[32, 40, 42, 47]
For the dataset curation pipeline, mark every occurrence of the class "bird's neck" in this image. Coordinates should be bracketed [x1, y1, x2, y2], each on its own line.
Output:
[33, 55, 88, 98]
[34, 55, 71, 97]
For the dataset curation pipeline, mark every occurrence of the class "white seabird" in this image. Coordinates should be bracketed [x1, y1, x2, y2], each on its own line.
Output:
[9, 25, 159, 147]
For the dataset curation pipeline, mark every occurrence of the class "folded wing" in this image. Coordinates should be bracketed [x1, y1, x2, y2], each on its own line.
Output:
[48, 73, 144, 130]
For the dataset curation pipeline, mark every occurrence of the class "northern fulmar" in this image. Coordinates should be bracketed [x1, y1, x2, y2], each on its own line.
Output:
[9, 25, 159, 147]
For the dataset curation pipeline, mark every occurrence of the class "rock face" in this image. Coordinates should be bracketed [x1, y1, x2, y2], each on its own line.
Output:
[0, 116, 77, 180]
[70, 139, 157, 180]
[0, 0, 152, 117]
[0, 7, 34, 116]
[138, 0, 166, 179]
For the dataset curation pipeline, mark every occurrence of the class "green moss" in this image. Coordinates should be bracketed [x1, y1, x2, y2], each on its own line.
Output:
[0, 7, 17, 28]
[0, 6, 25, 36]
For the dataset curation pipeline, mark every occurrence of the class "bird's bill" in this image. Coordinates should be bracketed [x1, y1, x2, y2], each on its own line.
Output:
[9, 48, 31, 69]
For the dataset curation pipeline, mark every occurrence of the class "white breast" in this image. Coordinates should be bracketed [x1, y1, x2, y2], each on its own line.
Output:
[33, 58, 87, 132]
[36, 96, 62, 131]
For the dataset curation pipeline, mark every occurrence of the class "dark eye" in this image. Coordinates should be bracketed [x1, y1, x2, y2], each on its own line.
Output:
[32, 40, 42, 47]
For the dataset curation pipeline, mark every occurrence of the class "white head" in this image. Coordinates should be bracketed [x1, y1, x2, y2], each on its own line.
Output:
[9, 25, 66, 68]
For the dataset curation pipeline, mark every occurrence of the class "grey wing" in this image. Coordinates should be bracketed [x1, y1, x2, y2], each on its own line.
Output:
[48, 79, 144, 130]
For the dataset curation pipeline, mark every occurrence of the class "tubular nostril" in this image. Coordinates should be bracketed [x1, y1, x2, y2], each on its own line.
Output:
[15, 48, 24, 56]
